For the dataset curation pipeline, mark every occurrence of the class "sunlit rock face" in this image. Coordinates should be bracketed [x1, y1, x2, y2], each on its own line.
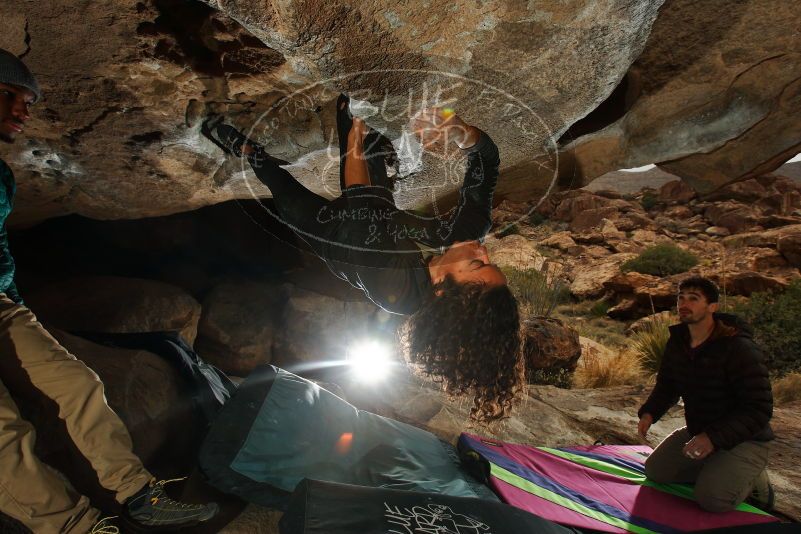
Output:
[560, 0, 801, 194]
[0, 0, 663, 226]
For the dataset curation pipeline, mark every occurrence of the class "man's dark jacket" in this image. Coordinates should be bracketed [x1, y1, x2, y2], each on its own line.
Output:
[638, 313, 774, 450]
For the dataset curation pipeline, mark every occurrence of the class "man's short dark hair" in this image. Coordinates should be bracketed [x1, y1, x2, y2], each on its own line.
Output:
[678, 276, 719, 303]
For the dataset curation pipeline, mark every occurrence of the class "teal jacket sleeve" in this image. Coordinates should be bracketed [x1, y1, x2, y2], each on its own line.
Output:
[0, 226, 22, 304]
[0, 160, 22, 305]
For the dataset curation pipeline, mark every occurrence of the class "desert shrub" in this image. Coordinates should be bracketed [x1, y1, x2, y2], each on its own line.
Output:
[555, 301, 629, 348]
[528, 212, 546, 226]
[497, 224, 519, 238]
[772, 372, 801, 406]
[735, 279, 801, 375]
[573, 349, 645, 389]
[504, 268, 570, 317]
[528, 368, 572, 389]
[589, 298, 612, 318]
[622, 243, 698, 277]
[631, 313, 672, 371]
[641, 191, 659, 211]
[571, 320, 629, 349]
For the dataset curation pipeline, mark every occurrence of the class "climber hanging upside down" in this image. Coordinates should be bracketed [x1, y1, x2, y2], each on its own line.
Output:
[202, 95, 523, 421]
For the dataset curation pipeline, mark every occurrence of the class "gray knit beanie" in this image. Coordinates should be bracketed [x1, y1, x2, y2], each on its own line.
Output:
[0, 49, 41, 103]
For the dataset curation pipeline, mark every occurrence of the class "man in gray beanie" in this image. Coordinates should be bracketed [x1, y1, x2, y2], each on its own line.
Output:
[0, 50, 219, 534]
[0, 48, 41, 107]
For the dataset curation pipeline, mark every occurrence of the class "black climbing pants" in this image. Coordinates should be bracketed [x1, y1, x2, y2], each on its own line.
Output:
[245, 133, 394, 254]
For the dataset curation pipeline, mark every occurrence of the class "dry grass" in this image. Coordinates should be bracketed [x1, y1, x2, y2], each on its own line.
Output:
[554, 302, 629, 349]
[572, 348, 646, 389]
[772, 372, 801, 406]
[503, 267, 570, 317]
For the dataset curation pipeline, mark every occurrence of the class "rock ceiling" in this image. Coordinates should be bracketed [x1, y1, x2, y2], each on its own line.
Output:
[0, 0, 798, 226]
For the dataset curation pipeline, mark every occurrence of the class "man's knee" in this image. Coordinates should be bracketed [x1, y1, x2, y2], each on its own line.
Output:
[694, 479, 742, 513]
[644, 456, 663, 481]
[644, 454, 675, 483]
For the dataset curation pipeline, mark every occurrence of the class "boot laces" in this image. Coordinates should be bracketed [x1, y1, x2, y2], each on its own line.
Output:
[149, 477, 206, 510]
[90, 516, 119, 534]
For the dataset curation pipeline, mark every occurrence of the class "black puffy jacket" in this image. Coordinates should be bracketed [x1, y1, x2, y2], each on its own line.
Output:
[638, 313, 774, 450]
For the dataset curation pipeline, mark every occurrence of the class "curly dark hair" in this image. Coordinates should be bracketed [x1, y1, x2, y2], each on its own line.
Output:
[400, 275, 525, 422]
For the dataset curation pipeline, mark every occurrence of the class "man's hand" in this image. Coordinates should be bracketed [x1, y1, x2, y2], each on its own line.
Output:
[637, 413, 653, 440]
[411, 108, 480, 150]
[682, 432, 715, 461]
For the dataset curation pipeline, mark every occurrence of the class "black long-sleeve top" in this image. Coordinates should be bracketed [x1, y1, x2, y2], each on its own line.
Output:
[316, 132, 500, 315]
[638, 313, 774, 450]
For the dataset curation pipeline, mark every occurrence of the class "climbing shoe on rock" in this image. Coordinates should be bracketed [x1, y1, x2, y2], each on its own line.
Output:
[201, 116, 252, 158]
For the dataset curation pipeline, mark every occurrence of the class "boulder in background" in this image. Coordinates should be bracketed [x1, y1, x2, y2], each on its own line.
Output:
[25, 276, 201, 344]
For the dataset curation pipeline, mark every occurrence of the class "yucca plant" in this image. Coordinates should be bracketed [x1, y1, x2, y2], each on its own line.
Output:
[589, 298, 612, 318]
[632, 313, 672, 371]
[503, 267, 568, 317]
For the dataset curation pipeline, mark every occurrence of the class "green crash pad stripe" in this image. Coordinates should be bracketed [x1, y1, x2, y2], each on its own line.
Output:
[538, 447, 770, 516]
[489, 463, 661, 534]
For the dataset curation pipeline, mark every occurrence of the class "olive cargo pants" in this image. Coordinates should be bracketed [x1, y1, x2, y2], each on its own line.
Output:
[0, 294, 152, 533]
[645, 426, 770, 512]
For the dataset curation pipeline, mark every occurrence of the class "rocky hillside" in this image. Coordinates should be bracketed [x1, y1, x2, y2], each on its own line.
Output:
[487, 173, 801, 319]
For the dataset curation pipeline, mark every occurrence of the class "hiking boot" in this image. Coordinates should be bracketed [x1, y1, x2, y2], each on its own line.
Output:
[124, 478, 219, 531]
[747, 470, 775, 512]
[90, 516, 119, 534]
